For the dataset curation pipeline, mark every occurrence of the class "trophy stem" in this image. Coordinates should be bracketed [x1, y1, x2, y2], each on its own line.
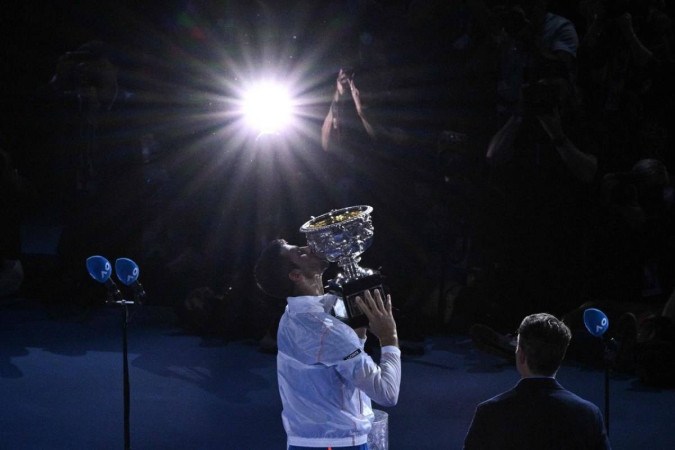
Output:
[337, 257, 374, 282]
[338, 257, 360, 281]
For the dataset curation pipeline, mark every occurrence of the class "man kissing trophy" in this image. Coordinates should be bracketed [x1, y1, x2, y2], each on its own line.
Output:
[300, 205, 384, 328]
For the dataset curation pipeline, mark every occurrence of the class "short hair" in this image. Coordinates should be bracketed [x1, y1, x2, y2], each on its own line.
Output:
[253, 239, 297, 299]
[517, 313, 572, 376]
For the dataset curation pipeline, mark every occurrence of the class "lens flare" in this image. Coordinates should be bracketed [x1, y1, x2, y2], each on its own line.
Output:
[242, 81, 294, 133]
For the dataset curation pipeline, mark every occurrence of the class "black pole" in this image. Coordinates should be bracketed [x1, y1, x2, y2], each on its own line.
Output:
[602, 337, 615, 437]
[604, 361, 610, 436]
[122, 303, 131, 450]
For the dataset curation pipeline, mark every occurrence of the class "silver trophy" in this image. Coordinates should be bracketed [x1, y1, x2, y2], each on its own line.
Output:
[300, 205, 384, 328]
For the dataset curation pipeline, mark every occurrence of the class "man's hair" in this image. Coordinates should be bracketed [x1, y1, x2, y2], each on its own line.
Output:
[517, 313, 572, 376]
[253, 239, 297, 299]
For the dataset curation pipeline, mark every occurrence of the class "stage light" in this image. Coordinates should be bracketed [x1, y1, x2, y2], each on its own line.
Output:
[241, 81, 295, 133]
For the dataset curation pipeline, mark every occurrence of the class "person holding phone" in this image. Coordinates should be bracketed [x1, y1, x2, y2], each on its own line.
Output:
[320, 68, 378, 205]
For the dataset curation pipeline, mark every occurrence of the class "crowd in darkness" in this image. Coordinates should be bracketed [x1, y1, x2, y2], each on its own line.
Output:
[1, 1, 675, 368]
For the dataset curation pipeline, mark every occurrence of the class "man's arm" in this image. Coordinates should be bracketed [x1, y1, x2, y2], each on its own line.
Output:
[321, 70, 349, 151]
[595, 407, 612, 450]
[321, 99, 335, 151]
[349, 79, 376, 141]
[335, 289, 400, 406]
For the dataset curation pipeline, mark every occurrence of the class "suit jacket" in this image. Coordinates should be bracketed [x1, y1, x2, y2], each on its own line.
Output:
[464, 377, 611, 450]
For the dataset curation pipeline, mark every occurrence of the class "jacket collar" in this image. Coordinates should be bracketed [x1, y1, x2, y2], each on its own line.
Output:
[287, 294, 338, 314]
[515, 377, 563, 392]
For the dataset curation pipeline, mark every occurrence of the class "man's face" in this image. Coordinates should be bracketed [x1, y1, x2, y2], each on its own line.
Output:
[280, 241, 329, 276]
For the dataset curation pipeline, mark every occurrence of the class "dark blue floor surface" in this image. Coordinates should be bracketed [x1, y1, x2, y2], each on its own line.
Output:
[2, 298, 674, 450]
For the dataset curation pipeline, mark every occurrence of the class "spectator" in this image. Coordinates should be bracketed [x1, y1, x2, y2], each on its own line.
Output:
[471, 158, 674, 373]
[585, 158, 674, 307]
[464, 313, 611, 450]
[577, 0, 673, 171]
[50, 41, 144, 306]
[482, 0, 601, 325]
[321, 68, 378, 205]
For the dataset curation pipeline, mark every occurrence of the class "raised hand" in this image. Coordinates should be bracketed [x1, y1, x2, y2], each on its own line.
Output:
[355, 289, 398, 347]
[349, 78, 364, 116]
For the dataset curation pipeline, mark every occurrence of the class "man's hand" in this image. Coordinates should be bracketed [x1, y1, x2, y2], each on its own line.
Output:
[336, 69, 349, 96]
[355, 289, 398, 347]
[349, 78, 363, 116]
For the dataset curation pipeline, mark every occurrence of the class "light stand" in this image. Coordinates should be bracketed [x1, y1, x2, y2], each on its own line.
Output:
[86, 255, 144, 450]
[583, 307, 612, 437]
[602, 336, 618, 436]
[108, 296, 135, 450]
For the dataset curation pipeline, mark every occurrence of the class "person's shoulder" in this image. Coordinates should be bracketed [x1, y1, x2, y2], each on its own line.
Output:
[543, 12, 579, 55]
[556, 387, 601, 411]
[476, 386, 518, 410]
[545, 384, 605, 420]
[287, 310, 343, 337]
[320, 316, 365, 360]
[544, 12, 575, 31]
[287, 312, 361, 363]
[320, 315, 360, 344]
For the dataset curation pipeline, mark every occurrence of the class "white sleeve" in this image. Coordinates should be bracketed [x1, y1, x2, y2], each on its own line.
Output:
[335, 346, 401, 407]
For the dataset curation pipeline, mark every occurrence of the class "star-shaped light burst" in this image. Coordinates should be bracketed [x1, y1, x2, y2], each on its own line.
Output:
[241, 81, 295, 134]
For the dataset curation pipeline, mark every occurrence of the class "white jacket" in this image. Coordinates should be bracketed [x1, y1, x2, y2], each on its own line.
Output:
[276, 294, 401, 447]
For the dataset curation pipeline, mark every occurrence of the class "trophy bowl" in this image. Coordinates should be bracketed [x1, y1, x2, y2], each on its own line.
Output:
[300, 205, 383, 328]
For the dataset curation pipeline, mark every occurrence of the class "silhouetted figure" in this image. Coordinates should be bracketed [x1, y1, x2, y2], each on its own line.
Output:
[577, 0, 673, 171]
[321, 68, 378, 206]
[483, 0, 600, 324]
[49, 41, 143, 306]
[465, 313, 611, 450]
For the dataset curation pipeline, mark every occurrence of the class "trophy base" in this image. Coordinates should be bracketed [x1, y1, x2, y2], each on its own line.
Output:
[328, 273, 385, 329]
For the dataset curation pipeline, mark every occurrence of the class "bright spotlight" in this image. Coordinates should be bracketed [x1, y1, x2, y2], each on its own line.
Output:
[242, 82, 294, 133]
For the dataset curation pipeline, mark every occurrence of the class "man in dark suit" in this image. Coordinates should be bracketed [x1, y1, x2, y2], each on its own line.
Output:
[464, 313, 611, 449]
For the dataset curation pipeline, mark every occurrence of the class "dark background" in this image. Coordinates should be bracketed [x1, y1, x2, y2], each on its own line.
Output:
[2, 0, 675, 340]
